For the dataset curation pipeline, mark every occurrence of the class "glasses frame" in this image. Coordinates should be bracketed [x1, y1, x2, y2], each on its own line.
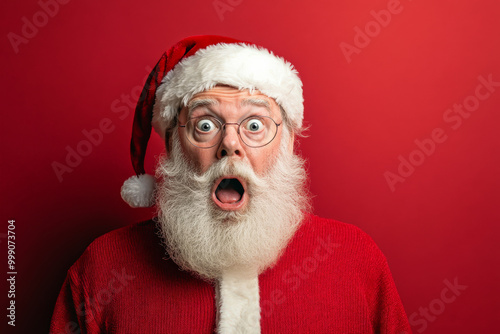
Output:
[179, 115, 281, 149]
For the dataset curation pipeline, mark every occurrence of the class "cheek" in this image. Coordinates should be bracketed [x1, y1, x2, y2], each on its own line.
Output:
[247, 138, 282, 174]
[196, 151, 216, 172]
[178, 131, 211, 171]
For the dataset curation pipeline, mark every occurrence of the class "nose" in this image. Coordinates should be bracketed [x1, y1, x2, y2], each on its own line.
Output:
[216, 124, 244, 159]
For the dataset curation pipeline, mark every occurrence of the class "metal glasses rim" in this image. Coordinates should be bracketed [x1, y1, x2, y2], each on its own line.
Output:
[178, 115, 281, 149]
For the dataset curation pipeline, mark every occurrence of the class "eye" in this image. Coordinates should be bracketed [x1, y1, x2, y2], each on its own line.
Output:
[245, 118, 264, 132]
[196, 119, 216, 132]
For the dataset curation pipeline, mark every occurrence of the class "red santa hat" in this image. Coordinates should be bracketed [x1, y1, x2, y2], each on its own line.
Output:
[120, 35, 304, 208]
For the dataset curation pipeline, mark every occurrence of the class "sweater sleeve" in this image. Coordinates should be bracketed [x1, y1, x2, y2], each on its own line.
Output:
[49, 273, 87, 334]
[368, 249, 412, 334]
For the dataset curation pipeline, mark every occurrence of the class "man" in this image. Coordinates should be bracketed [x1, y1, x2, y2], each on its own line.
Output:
[50, 35, 412, 333]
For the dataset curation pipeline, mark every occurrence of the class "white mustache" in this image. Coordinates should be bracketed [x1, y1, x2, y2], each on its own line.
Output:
[155, 129, 310, 280]
[193, 157, 266, 194]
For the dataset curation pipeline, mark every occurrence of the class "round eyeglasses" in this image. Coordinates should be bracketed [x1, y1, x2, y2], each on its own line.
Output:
[179, 115, 281, 148]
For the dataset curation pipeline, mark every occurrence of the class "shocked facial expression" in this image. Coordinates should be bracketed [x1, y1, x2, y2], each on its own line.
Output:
[176, 86, 286, 212]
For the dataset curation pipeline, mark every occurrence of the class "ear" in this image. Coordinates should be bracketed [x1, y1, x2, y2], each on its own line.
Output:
[165, 111, 181, 155]
[165, 129, 173, 155]
[288, 131, 295, 154]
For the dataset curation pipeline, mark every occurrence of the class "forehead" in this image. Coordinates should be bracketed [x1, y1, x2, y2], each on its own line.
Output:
[186, 86, 279, 113]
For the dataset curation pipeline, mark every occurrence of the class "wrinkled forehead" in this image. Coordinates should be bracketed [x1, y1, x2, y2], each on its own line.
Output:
[182, 86, 282, 119]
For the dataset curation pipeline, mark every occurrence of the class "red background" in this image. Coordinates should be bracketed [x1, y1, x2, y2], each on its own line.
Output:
[2, 0, 499, 333]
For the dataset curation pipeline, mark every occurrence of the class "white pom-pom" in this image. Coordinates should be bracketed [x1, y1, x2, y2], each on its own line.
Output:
[120, 174, 156, 208]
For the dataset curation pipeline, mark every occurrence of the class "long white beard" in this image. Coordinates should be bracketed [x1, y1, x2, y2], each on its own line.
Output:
[155, 130, 310, 281]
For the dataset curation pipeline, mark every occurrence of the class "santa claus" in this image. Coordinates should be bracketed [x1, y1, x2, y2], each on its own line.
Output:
[50, 35, 412, 334]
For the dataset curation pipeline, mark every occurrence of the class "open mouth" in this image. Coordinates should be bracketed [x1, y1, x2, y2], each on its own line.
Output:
[212, 176, 247, 211]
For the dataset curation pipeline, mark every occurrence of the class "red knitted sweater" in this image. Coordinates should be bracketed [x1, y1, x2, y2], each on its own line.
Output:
[50, 213, 412, 333]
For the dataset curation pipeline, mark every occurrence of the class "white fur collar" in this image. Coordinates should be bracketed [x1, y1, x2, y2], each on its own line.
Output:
[215, 268, 261, 334]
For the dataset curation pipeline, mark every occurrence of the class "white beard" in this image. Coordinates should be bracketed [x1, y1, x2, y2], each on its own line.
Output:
[155, 129, 310, 281]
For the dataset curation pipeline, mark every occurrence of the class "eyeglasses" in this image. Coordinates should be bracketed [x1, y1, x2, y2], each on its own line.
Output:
[179, 115, 281, 148]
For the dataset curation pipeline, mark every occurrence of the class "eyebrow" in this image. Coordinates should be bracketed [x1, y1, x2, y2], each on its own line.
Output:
[186, 97, 272, 119]
[187, 98, 219, 117]
[240, 98, 271, 111]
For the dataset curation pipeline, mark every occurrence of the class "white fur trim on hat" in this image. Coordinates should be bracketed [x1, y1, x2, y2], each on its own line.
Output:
[120, 174, 156, 208]
[152, 43, 303, 138]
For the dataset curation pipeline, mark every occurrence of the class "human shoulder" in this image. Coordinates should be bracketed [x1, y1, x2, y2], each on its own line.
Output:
[296, 213, 388, 266]
[87, 219, 158, 249]
[301, 213, 382, 248]
[67, 219, 164, 279]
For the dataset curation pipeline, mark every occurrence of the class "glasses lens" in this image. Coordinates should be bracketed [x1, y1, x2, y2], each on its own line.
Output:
[185, 116, 222, 148]
[240, 116, 277, 147]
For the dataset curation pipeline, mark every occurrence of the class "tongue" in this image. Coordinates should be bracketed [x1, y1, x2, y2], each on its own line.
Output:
[216, 188, 242, 204]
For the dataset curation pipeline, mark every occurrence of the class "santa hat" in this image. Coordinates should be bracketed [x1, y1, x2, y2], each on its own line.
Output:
[120, 35, 304, 208]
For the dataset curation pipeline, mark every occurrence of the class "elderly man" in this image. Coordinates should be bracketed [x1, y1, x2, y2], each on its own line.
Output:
[50, 36, 412, 334]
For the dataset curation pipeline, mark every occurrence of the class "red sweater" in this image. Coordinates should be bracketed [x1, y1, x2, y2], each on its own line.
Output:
[50, 214, 412, 333]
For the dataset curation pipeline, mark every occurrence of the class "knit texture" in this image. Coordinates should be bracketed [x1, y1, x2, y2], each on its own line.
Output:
[50, 214, 412, 333]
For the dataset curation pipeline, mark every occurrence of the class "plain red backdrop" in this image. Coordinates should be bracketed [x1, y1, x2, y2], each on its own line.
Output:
[1, 0, 499, 333]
